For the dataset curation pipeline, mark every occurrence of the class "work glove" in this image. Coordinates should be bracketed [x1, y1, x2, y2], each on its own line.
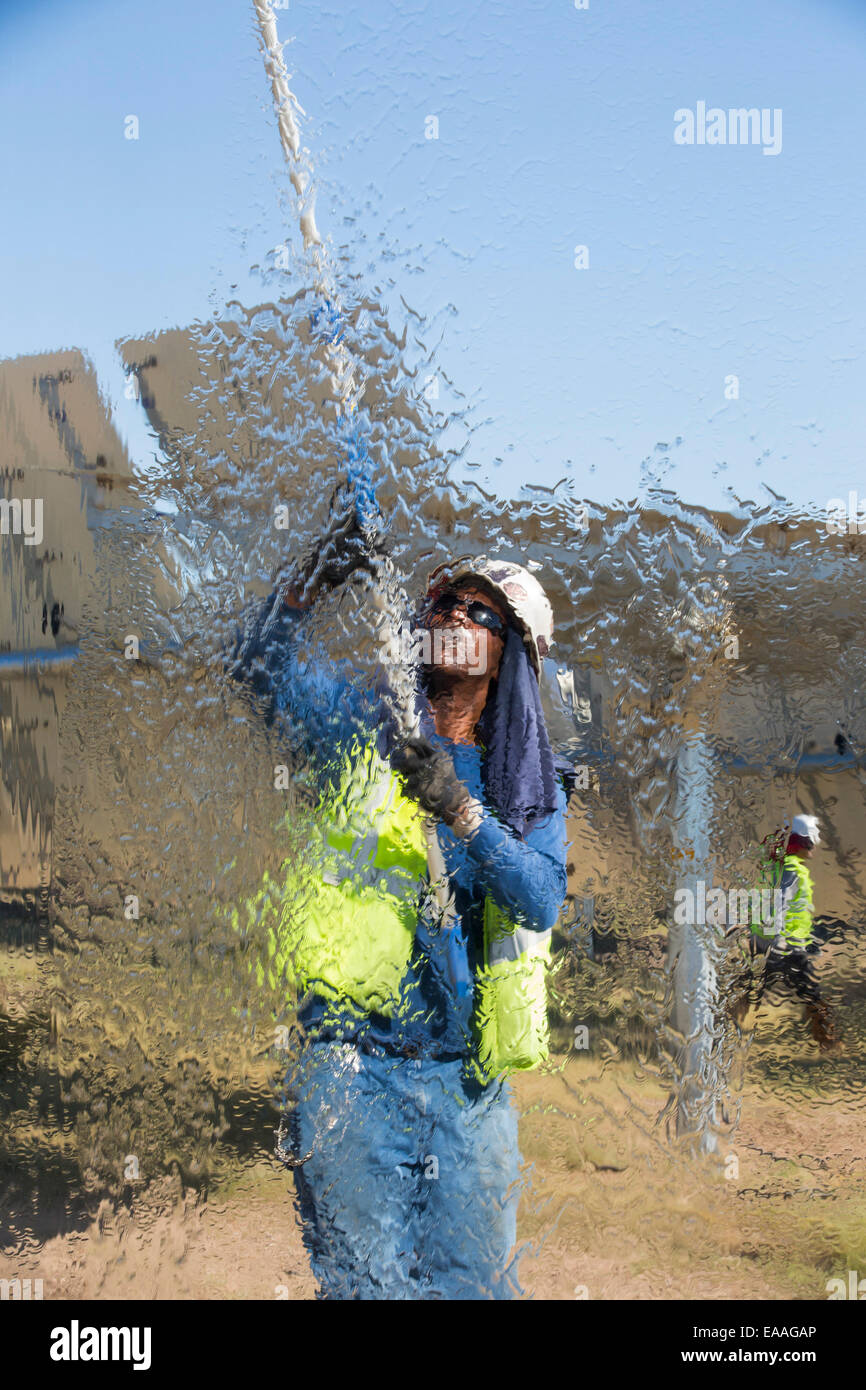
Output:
[295, 479, 389, 605]
[391, 736, 473, 826]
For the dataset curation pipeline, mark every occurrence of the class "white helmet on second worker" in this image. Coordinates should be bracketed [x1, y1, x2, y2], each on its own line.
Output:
[425, 555, 554, 680]
[792, 814, 821, 846]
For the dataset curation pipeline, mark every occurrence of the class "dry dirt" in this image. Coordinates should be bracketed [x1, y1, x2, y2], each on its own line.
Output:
[3, 1045, 863, 1301]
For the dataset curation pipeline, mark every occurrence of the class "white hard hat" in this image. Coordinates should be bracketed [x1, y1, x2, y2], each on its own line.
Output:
[792, 814, 821, 845]
[425, 555, 554, 680]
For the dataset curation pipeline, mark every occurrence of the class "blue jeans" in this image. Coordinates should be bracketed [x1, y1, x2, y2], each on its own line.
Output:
[283, 1041, 522, 1299]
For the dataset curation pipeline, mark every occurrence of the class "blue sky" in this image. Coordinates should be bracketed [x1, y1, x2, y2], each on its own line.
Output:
[1, 0, 864, 514]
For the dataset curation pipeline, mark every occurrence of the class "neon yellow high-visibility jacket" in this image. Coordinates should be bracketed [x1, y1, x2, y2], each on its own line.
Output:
[233, 742, 558, 1083]
[752, 853, 815, 946]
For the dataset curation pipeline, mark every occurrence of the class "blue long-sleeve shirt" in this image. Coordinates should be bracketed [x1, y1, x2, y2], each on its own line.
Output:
[229, 598, 569, 1063]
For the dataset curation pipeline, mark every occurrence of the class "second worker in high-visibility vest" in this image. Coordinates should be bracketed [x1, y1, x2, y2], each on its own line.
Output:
[744, 814, 837, 1049]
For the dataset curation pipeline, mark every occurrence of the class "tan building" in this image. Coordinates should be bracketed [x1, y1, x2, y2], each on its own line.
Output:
[0, 350, 141, 900]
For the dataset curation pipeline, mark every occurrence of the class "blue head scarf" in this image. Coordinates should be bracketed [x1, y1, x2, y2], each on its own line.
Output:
[414, 625, 560, 840]
[475, 626, 561, 839]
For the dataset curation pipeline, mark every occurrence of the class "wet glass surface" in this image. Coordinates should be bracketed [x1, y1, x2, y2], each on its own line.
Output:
[1, 0, 865, 1302]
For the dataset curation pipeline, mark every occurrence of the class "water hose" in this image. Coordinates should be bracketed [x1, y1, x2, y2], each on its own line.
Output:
[251, 0, 418, 740]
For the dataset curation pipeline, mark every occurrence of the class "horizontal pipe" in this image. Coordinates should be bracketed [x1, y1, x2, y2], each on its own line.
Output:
[0, 646, 80, 676]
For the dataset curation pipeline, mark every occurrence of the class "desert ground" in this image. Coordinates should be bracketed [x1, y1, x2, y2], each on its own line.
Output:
[4, 1024, 863, 1302]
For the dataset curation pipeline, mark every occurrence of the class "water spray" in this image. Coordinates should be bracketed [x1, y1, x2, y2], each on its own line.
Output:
[251, 0, 419, 741]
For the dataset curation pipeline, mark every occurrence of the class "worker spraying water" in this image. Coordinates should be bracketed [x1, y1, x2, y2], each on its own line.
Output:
[229, 539, 572, 1297]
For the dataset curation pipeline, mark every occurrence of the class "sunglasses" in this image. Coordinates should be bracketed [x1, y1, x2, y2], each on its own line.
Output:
[425, 589, 508, 640]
